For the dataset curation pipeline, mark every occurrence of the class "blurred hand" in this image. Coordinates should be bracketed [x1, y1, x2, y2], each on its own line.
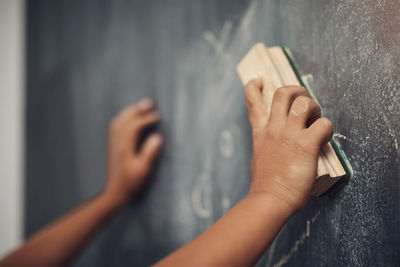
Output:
[244, 78, 333, 212]
[104, 99, 163, 204]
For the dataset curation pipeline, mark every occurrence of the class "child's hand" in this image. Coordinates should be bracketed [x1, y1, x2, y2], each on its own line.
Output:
[244, 78, 333, 212]
[104, 99, 163, 205]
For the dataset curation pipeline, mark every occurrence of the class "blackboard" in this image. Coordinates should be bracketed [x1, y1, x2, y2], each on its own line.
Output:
[26, 1, 400, 266]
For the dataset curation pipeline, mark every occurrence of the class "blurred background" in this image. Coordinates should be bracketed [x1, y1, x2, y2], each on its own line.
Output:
[0, 0, 24, 258]
[0, 0, 399, 266]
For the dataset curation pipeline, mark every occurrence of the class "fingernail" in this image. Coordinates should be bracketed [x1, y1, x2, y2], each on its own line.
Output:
[249, 74, 261, 83]
[138, 98, 153, 109]
[151, 134, 163, 146]
[291, 98, 308, 116]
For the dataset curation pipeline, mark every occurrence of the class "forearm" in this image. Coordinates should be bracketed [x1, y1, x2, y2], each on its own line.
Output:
[155, 193, 294, 267]
[0, 191, 124, 267]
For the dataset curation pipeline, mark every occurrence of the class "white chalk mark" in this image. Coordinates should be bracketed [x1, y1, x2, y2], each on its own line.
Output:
[266, 239, 278, 267]
[203, 31, 218, 50]
[334, 132, 351, 141]
[270, 210, 321, 267]
[203, 20, 232, 56]
[220, 20, 232, 46]
[351, 67, 361, 75]
[388, 127, 399, 152]
[238, 0, 257, 33]
[265, 226, 285, 267]
[301, 74, 314, 86]
[220, 129, 234, 158]
[221, 195, 231, 214]
[192, 171, 213, 219]
[192, 152, 214, 220]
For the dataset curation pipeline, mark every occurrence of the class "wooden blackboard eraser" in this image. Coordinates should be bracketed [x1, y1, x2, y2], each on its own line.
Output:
[236, 43, 349, 196]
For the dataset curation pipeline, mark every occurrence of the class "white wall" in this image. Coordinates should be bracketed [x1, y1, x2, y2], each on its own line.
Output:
[0, 0, 24, 257]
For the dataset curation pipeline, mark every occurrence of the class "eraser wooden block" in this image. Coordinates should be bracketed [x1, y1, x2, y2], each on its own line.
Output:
[236, 43, 346, 196]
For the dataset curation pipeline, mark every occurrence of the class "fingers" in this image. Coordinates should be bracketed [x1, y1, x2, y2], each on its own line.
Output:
[287, 96, 321, 129]
[118, 99, 154, 121]
[306, 117, 333, 147]
[111, 99, 154, 134]
[128, 111, 160, 149]
[110, 99, 160, 153]
[139, 134, 163, 166]
[269, 86, 308, 126]
[243, 77, 267, 129]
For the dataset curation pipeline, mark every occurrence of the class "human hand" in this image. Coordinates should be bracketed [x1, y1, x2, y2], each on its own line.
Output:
[103, 99, 163, 205]
[244, 78, 333, 212]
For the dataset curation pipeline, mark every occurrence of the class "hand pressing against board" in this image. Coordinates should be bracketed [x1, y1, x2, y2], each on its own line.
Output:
[245, 78, 333, 211]
[155, 77, 333, 267]
[0, 99, 162, 267]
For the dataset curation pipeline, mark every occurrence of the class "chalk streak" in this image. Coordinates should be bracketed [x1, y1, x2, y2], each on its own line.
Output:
[265, 226, 285, 267]
[270, 210, 321, 267]
[238, 0, 258, 33]
[334, 132, 350, 141]
[388, 127, 399, 152]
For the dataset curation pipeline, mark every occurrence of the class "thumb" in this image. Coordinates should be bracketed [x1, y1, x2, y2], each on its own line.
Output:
[140, 134, 163, 165]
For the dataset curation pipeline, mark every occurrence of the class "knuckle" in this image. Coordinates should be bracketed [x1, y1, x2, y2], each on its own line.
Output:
[292, 85, 308, 95]
[246, 96, 256, 110]
[244, 79, 261, 94]
[309, 99, 320, 110]
[282, 85, 304, 92]
[264, 126, 278, 140]
[135, 113, 157, 128]
[122, 104, 140, 119]
[278, 85, 307, 97]
[320, 117, 334, 132]
[274, 87, 289, 99]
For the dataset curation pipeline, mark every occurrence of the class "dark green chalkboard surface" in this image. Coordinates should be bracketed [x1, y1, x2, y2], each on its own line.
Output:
[26, 1, 400, 266]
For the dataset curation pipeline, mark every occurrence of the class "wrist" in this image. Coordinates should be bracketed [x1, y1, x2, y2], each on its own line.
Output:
[245, 191, 297, 217]
[100, 188, 128, 210]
